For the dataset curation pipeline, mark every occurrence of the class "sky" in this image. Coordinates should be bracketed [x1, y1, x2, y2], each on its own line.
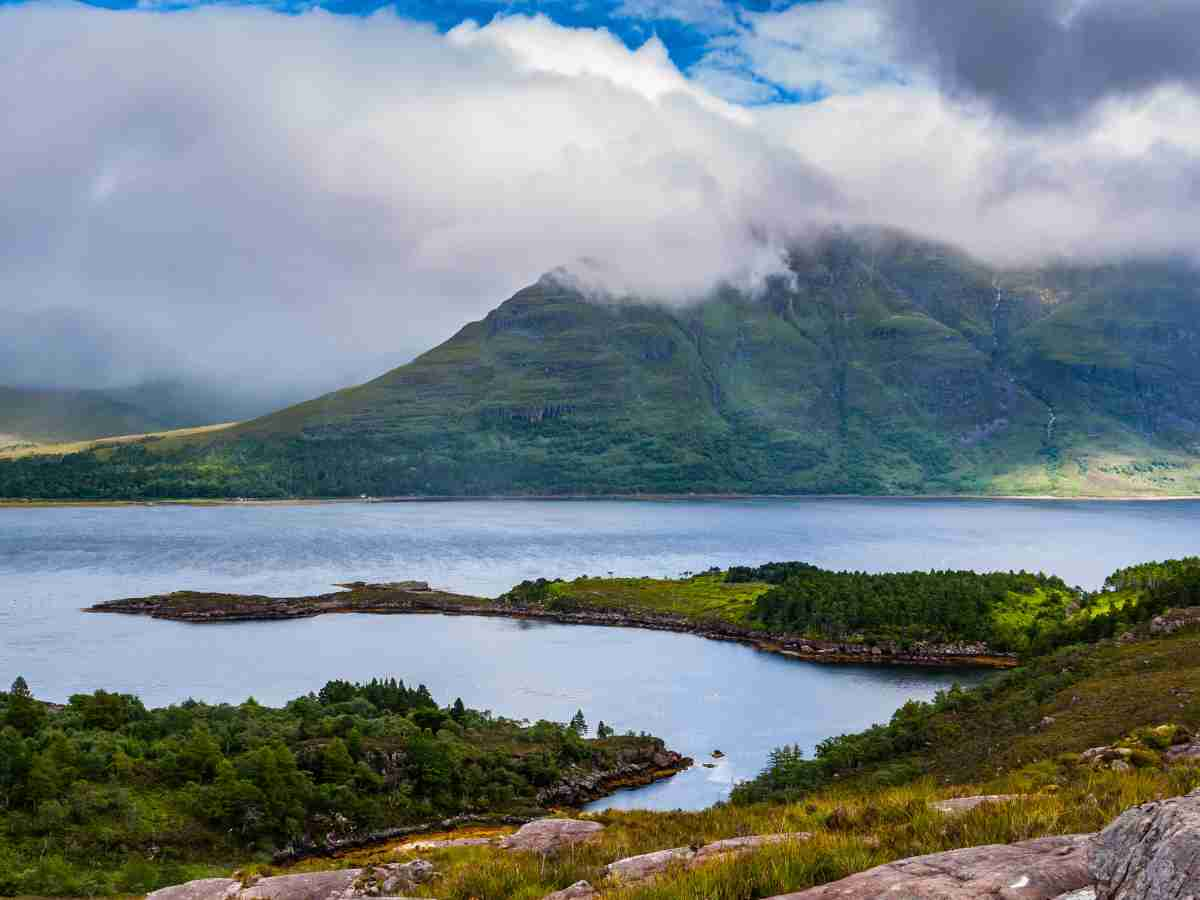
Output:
[4, 0, 1200, 408]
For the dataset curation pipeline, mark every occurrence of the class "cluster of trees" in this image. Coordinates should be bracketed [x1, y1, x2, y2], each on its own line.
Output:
[734, 557, 1200, 805]
[0, 676, 641, 895]
[1102, 557, 1200, 601]
[737, 562, 1073, 649]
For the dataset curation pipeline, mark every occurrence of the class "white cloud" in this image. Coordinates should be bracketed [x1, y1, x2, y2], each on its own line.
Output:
[3, 2, 1200, 400]
[448, 14, 750, 123]
[612, 0, 738, 31]
[0, 4, 834, 393]
[739, 0, 898, 96]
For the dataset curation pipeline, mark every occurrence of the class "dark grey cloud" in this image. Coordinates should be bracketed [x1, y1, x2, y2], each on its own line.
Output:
[883, 0, 1200, 126]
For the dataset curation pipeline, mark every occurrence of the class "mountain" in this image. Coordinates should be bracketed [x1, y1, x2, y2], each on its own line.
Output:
[0, 379, 306, 449]
[3, 229, 1200, 499]
[0, 386, 173, 446]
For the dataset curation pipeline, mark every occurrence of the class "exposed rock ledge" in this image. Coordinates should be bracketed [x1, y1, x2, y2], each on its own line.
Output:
[86, 582, 1017, 669]
[767, 835, 1094, 899]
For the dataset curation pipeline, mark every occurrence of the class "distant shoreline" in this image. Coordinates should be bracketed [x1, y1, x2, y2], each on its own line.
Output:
[4, 491, 1200, 508]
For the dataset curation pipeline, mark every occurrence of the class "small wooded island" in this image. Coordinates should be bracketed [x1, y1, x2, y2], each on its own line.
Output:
[87, 558, 1200, 667]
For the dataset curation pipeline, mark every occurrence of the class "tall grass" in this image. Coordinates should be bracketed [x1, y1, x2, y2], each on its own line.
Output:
[298, 765, 1200, 900]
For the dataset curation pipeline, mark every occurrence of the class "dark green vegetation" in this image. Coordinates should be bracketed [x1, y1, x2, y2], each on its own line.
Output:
[0, 676, 665, 895]
[737, 562, 1074, 650]
[732, 563, 1200, 804]
[4, 228, 1200, 498]
[506, 557, 1200, 657]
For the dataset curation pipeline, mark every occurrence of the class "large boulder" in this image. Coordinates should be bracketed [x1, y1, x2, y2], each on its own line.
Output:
[147, 879, 240, 900]
[692, 833, 811, 860]
[541, 880, 597, 899]
[604, 846, 695, 881]
[603, 833, 813, 883]
[146, 862, 434, 900]
[1090, 789, 1200, 900]
[765, 835, 1093, 899]
[499, 818, 604, 854]
[240, 870, 360, 900]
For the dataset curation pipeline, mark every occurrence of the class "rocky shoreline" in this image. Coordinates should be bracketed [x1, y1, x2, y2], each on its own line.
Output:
[85, 581, 1017, 669]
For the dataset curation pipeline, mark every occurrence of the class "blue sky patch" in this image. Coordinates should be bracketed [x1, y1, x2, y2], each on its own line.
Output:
[49, 0, 829, 104]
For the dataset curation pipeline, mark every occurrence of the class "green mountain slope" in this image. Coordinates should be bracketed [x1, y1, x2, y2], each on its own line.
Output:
[3, 230, 1200, 499]
[0, 386, 172, 445]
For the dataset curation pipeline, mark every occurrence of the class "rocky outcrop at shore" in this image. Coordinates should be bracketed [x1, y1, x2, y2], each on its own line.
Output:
[87, 582, 1017, 668]
[536, 744, 692, 806]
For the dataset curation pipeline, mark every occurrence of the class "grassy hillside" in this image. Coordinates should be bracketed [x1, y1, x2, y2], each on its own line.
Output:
[3, 229, 1200, 498]
[169, 594, 1200, 900]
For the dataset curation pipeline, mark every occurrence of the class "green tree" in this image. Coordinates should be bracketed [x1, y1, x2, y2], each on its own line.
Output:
[569, 709, 587, 736]
[0, 727, 31, 809]
[319, 738, 355, 784]
[5, 677, 45, 737]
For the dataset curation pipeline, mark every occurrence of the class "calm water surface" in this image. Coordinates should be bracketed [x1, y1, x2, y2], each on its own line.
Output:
[3, 498, 1198, 809]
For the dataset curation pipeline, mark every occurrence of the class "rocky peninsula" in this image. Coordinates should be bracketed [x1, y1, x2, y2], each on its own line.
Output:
[86, 580, 1018, 668]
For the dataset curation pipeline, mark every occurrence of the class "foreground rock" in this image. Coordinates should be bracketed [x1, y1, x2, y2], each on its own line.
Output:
[1089, 789, 1200, 900]
[605, 846, 696, 882]
[397, 835, 497, 851]
[766, 835, 1093, 899]
[499, 818, 604, 853]
[692, 833, 812, 860]
[542, 880, 597, 899]
[930, 794, 1026, 814]
[146, 861, 435, 900]
[1164, 741, 1200, 764]
[603, 833, 812, 883]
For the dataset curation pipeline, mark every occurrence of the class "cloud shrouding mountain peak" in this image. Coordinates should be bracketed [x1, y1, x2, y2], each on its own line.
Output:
[2, 1, 1200, 404]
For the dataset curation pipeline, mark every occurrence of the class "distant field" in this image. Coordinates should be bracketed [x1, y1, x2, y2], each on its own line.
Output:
[0, 422, 237, 460]
[548, 573, 770, 623]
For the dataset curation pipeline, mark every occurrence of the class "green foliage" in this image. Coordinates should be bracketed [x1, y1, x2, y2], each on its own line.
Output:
[0, 675, 663, 895]
[570, 710, 588, 736]
[733, 562, 1200, 805]
[741, 563, 1073, 651]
